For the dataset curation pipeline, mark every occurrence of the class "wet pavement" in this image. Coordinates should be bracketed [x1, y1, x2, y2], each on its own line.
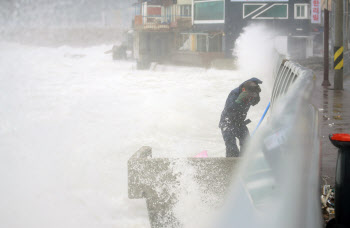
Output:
[311, 70, 350, 186]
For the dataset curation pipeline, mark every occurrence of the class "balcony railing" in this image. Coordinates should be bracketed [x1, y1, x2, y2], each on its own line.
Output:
[134, 15, 192, 30]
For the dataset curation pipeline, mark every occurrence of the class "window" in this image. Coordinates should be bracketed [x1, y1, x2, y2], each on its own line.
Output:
[253, 4, 288, 19]
[194, 0, 224, 23]
[178, 34, 191, 51]
[180, 5, 191, 17]
[134, 4, 141, 16]
[243, 4, 266, 18]
[166, 6, 172, 23]
[197, 34, 207, 52]
[208, 33, 222, 52]
[294, 4, 309, 19]
[178, 33, 223, 52]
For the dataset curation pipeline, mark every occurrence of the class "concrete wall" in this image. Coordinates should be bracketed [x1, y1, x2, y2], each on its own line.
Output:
[170, 51, 226, 68]
[128, 146, 240, 227]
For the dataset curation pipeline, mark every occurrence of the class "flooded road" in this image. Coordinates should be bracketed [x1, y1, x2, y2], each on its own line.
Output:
[312, 72, 350, 186]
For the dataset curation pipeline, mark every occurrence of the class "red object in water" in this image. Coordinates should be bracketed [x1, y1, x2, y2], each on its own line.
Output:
[331, 133, 350, 142]
[195, 150, 208, 158]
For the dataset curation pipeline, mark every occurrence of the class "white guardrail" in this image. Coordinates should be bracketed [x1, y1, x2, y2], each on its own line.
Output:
[128, 58, 322, 228]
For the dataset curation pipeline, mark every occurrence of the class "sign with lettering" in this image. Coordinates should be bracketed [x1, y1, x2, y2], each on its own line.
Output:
[230, 0, 288, 2]
[311, 0, 321, 23]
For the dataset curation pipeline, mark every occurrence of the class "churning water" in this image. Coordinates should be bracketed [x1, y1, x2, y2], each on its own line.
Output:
[0, 36, 273, 227]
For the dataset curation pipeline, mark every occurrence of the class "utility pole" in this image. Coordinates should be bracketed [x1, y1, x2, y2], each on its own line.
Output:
[323, 8, 331, 86]
[344, 0, 349, 52]
[334, 0, 344, 90]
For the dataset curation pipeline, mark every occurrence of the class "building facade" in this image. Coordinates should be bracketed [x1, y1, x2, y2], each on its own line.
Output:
[133, 0, 193, 68]
[224, 0, 314, 59]
[133, 0, 316, 68]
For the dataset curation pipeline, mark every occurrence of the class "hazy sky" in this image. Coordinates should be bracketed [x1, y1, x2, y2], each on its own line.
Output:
[0, 0, 135, 28]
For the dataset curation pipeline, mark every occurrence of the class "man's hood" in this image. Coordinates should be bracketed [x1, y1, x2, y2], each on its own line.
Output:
[237, 77, 263, 93]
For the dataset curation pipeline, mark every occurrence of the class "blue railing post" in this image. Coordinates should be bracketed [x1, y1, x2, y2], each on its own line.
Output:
[252, 102, 271, 136]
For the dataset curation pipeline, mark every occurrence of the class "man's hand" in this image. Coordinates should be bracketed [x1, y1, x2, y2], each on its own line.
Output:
[250, 92, 260, 106]
[235, 91, 251, 104]
[244, 119, 251, 125]
[236, 91, 260, 106]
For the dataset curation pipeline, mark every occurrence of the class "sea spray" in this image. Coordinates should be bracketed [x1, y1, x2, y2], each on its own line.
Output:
[234, 23, 283, 87]
[0, 42, 265, 228]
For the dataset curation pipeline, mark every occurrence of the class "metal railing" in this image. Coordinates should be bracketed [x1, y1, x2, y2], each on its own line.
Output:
[134, 15, 192, 30]
[271, 60, 304, 109]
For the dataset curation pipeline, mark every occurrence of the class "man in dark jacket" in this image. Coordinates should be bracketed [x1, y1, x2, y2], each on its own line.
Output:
[219, 78, 263, 157]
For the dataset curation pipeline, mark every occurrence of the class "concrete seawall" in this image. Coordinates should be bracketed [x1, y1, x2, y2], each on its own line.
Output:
[128, 146, 239, 227]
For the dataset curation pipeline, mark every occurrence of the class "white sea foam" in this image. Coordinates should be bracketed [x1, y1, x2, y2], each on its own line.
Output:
[0, 40, 274, 227]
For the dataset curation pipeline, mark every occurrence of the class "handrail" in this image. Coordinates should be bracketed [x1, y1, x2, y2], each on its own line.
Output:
[271, 60, 305, 110]
[134, 15, 192, 30]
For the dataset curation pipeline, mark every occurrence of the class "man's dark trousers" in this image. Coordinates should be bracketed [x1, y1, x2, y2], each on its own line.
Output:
[221, 125, 249, 157]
